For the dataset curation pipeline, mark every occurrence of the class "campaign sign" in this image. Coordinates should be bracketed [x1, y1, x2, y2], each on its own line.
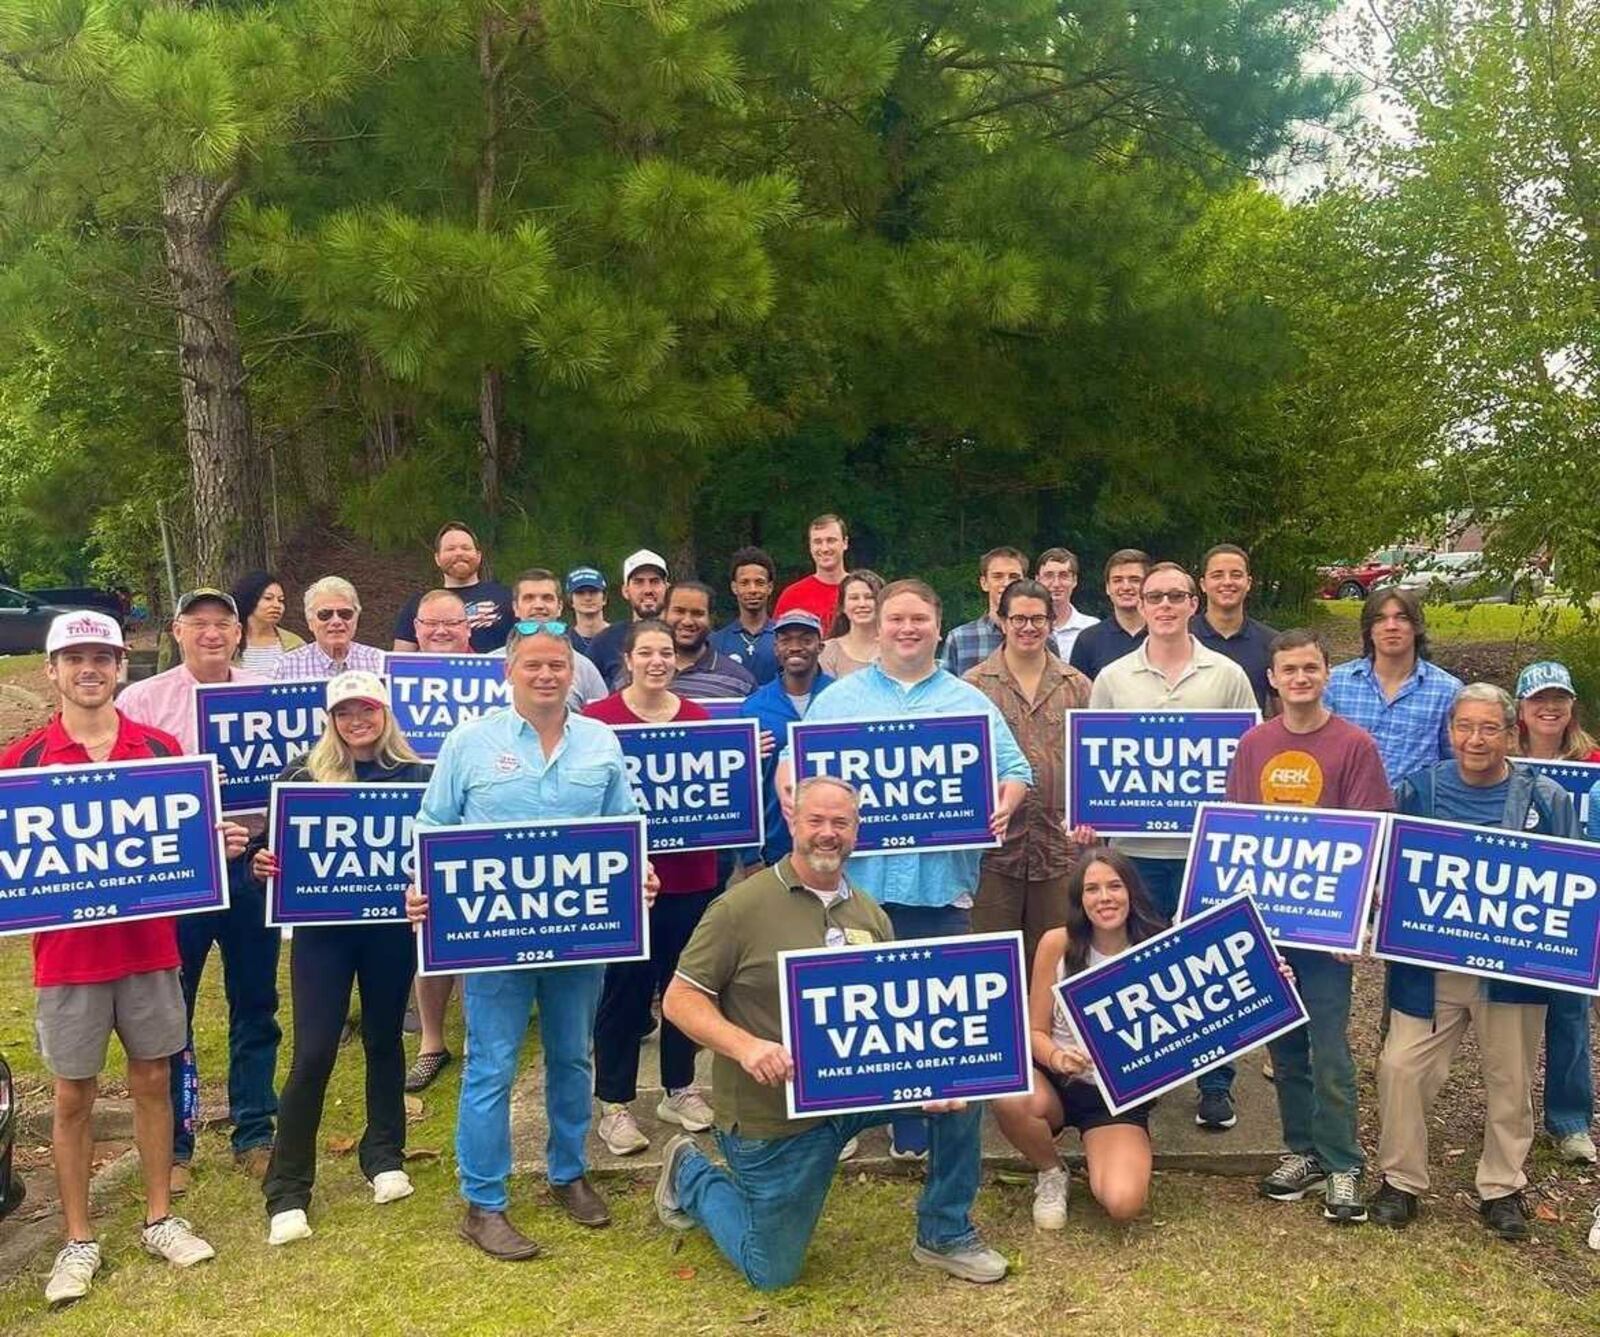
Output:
[266, 783, 427, 927]
[1178, 803, 1387, 954]
[1373, 815, 1600, 995]
[787, 713, 998, 855]
[415, 816, 649, 977]
[1064, 710, 1259, 837]
[384, 653, 509, 760]
[1056, 895, 1306, 1114]
[612, 720, 763, 852]
[195, 679, 328, 815]
[778, 932, 1031, 1118]
[0, 755, 228, 938]
[691, 698, 756, 722]
[1514, 757, 1600, 830]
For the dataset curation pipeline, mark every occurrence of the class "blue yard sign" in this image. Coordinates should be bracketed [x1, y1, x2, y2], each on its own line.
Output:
[1056, 895, 1306, 1114]
[414, 816, 649, 976]
[787, 712, 998, 855]
[266, 783, 427, 927]
[383, 653, 510, 760]
[611, 719, 763, 852]
[1513, 757, 1600, 830]
[194, 679, 329, 814]
[0, 755, 228, 936]
[1178, 803, 1387, 954]
[690, 698, 757, 723]
[1064, 709, 1259, 837]
[1373, 814, 1600, 995]
[778, 932, 1031, 1118]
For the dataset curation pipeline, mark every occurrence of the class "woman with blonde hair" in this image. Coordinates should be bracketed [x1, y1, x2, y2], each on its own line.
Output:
[249, 670, 431, 1245]
[818, 569, 883, 677]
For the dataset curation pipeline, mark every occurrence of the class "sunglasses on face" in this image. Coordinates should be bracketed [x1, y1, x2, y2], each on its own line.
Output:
[1142, 590, 1194, 606]
[514, 619, 568, 636]
[314, 607, 357, 623]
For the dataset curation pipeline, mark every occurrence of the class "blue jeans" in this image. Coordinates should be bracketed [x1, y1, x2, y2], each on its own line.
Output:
[675, 1105, 983, 1291]
[456, 964, 605, 1210]
[1267, 949, 1361, 1172]
[883, 902, 970, 1154]
[1542, 989, 1594, 1137]
[168, 864, 282, 1160]
[1128, 855, 1232, 1098]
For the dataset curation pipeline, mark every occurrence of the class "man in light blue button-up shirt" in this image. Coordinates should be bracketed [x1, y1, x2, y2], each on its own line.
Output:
[411, 622, 646, 1259]
[777, 578, 1031, 1158]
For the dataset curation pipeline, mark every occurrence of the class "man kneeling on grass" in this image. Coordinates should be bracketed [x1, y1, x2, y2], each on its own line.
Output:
[653, 776, 1008, 1292]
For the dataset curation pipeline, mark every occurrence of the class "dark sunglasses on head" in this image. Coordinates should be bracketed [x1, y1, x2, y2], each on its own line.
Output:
[514, 619, 568, 637]
[314, 607, 357, 623]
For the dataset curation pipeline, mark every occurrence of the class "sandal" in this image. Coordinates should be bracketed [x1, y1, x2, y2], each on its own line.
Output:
[404, 1049, 453, 1092]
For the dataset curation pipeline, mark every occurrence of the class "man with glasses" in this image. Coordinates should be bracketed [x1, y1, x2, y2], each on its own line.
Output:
[1086, 561, 1257, 1131]
[412, 590, 474, 654]
[118, 589, 283, 1191]
[273, 577, 385, 680]
[393, 521, 513, 654]
[1069, 549, 1151, 680]
[1325, 587, 1462, 785]
[1036, 547, 1098, 662]
[1371, 683, 1576, 1240]
[938, 547, 1062, 680]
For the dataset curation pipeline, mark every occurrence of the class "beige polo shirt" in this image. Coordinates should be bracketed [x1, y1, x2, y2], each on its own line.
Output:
[1087, 636, 1258, 859]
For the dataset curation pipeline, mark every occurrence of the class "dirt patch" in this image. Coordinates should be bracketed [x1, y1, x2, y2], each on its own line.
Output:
[273, 517, 433, 650]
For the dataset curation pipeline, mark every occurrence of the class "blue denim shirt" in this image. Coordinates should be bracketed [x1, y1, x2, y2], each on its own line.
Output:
[418, 705, 638, 829]
[782, 663, 1032, 908]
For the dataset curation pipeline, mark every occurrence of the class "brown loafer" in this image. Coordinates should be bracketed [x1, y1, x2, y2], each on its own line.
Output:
[169, 1162, 192, 1197]
[235, 1146, 272, 1181]
[459, 1206, 542, 1261]
[550, 1176, 610, 1228]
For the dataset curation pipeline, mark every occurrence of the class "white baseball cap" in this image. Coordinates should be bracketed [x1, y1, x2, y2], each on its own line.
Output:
[46, 610, 125, 656]
[326, 670, 390, 712]
[622, 549, 669, 583]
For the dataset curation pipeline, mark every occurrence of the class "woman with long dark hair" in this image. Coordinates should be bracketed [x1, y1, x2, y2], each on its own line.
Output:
[231, 571, 304, 672]
[818, 569, 883, 678]
[992, 850, 1166, 1229]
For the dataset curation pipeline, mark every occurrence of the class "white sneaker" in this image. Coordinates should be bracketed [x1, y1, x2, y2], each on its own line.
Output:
[267, 1209, 313, 1246]
[911, 1240, 1009, 1284]
[371, 1170, 414, 1205]
[1032, 1166, 1070, 1230]
[1557, 1131, 1598, 1165]
[657, 1088, 715, 1132]
[1589, 1201, 1600, 1252]
[838, 1136, 860, 1163]
[598, 1103, 650, 1155]
[44, 1240, 101, 1305]
[141, 1215, 216, 1268]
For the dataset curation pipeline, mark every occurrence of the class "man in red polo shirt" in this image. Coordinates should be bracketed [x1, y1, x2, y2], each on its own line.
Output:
[2, 612, 246, 1306]
[773, 513, 850, 627]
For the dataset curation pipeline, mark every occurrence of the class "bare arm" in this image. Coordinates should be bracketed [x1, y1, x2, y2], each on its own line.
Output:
[663, 975, 793, 1085]
[1028, 929, 1088, 1077]
[392, 638, 419, 653]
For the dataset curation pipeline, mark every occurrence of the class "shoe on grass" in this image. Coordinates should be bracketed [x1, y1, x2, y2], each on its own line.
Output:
[235, 1146, 272, 1181]
[597, 1103, 650, 1156]
[169, 1161, 192, 1198]
[372, 1170, 414, 1204]
[1322, 1171, 1367, 1224]
[268, 1209, 312, 1246]
[837, 1136, 860, 1163]
[141, 1215, 216, 1268]
[910, 1239, 1008, 1284]
[1195, 1089, 1236, 1130]
[404, 1049, 452, 1093]
[44, 1240, 100, 1306]
[655, 1133, 696, 1231]
[1258, 1153, 1325, 1201]
[1032, 1166, 1069, 1230]
[1588, 1201, 1600, 1252]
[1480, 1192, 1531, 1241]
[1368, 1180, 1418, 1229]
[1556, 1131, 1598, 1165]
[657, 1088, 714, 1132]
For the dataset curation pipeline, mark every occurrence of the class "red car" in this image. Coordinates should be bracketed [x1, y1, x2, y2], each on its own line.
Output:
[1317, 546, 1432, 601]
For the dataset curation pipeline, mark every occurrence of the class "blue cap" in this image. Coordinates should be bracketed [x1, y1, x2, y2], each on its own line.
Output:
[772, 609, 823, 635]
[566, 566, 606, 594]
[1515, 661, 1576, 699]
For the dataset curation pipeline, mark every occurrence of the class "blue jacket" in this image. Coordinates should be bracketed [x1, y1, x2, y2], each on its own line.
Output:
[743, 670, 834, 865]
[1386, 761, 1577, 1019]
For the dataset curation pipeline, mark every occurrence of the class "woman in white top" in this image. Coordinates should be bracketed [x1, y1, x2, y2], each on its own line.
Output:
[992, 849, 1166, 1229]
[817, 568, 882, 678]
[233, 570, 305, 672]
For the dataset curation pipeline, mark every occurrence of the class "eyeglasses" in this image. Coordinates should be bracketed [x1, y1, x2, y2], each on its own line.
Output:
[1005, 614, 1051, 630]
[1142, 589, 1194, 605]
[1450, 722, 1508, 739]
[314, 607, 357, 623]
[514, 619, 568, 637]
[416, 617, 469, 630]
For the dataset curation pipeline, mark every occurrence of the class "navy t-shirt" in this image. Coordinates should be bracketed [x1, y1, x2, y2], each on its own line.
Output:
[393, 580, 513, 654]
[1432, 766, 1512, 828]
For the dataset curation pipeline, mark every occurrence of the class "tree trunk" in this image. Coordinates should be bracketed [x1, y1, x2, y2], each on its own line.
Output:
[160, 170, 267, 587]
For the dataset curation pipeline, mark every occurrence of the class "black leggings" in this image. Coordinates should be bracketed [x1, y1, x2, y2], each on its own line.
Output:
[263, 924, 416, 1216]
[593, 889, 718, 1103]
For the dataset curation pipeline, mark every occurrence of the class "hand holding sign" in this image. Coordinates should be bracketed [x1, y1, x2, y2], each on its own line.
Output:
[739, 1038, 795, 1086]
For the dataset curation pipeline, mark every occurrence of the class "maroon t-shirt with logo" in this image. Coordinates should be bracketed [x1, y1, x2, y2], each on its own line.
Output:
[1226, 713, 1394, 811]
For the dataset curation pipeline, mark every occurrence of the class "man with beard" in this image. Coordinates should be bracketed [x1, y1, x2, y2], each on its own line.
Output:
[587, 550, 671, 687]
[393, 522, 513, 655]
[660, 581, 755, 700]
[655, 777, 1008, 1291]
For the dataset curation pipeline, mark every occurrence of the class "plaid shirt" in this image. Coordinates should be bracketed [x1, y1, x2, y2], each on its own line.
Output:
[1324, 656, 1463, 786]
[271, 640, 386, 681]
[940, 615, 1062, 681]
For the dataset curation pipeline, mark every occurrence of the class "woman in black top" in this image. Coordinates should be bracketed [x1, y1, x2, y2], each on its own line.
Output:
[250, 670, 430, 1245]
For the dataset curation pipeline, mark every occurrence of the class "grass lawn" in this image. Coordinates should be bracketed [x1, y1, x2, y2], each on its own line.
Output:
[1313, 600, 1592, 645]
[2, 940, 1598, 1334]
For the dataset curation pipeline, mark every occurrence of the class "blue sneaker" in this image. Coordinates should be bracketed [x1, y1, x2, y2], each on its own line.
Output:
[889, 1118, 930, 1162]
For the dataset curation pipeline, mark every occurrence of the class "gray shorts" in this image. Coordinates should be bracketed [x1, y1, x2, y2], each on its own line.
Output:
[36, 968, 187, 1080]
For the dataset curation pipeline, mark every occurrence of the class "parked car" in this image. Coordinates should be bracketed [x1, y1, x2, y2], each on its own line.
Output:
[0, 1053, 22, 1221]
[0, 585, 113, 655]
[1393, 551, 1545, 603]
[1317, 546, 1433, 601]
[26, 586, 130, 627]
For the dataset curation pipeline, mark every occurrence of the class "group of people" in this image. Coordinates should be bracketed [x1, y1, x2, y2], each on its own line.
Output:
[12, 514, 1600, 1307]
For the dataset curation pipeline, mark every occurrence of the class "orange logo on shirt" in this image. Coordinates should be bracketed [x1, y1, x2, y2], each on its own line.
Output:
[1259, 750, 1324, 806]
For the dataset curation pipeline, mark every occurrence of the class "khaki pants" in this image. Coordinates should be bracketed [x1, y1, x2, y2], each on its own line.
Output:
[1376, 970, 1544, 1200]
[971, 869, 1070, 978]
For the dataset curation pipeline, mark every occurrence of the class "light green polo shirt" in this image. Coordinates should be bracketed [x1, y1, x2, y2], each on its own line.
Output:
[675, 857, 893, 1139]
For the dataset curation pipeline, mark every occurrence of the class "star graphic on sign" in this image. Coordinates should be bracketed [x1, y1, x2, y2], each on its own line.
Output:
[50, 776, 61, 787]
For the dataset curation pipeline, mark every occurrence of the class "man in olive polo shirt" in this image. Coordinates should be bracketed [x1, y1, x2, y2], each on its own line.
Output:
[654, 777, 1007, 1292]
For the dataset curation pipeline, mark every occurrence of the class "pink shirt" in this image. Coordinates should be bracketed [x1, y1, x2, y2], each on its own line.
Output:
[117, 663, 266, 754]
